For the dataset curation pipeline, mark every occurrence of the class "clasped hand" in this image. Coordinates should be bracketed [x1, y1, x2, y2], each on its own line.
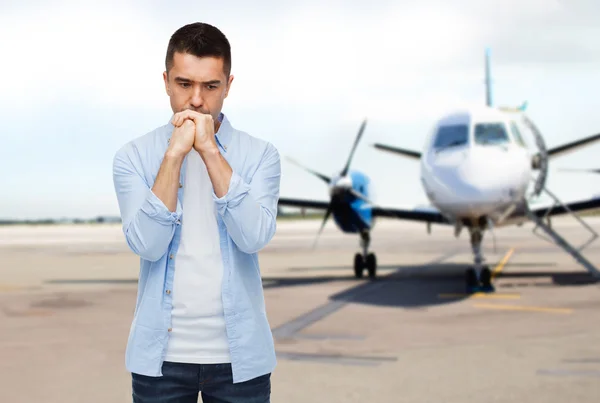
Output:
[167, 110, 218, 158]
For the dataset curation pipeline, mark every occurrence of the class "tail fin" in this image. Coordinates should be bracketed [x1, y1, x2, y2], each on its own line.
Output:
[487, 48, 528, 112]
[485, 47, 492, 107]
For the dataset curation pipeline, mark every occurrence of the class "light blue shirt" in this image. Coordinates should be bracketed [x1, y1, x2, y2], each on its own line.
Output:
[112, 113, 280, 383]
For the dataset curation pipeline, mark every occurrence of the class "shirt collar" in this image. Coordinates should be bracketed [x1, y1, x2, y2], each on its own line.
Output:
[215, 112, 232, 152]
[166, 111, 232, 153]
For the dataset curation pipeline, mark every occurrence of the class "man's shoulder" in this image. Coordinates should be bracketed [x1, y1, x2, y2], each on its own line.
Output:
[230, 125, 279, 161]
[113, 123, 170, 162]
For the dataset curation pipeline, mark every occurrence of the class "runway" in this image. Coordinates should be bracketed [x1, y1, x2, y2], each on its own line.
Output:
[0, 217, 599, 402]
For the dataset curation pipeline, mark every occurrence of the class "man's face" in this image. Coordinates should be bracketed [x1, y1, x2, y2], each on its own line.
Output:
[163, 52, 234, 123]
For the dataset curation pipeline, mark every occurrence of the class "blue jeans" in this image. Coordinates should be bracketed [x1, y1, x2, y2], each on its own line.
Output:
[132, 361, 271, 402]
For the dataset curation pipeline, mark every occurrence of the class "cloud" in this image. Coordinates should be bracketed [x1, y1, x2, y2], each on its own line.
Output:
[0, 2, 167, 109]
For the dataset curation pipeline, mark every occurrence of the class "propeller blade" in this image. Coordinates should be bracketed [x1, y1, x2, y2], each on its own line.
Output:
[349, 188, 373, 205]
[558, 168, 600, 174]
[311, 203, 334, 249]
[340, 119, 367, 177]
[285, 156, 331, 184]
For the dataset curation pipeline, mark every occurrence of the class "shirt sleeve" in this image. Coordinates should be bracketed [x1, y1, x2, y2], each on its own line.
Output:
[113, 146, 182, 262]
[212, 142, 281, 254]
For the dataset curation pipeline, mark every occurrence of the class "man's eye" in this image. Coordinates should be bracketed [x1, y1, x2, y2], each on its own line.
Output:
[180, 83, 190, 88]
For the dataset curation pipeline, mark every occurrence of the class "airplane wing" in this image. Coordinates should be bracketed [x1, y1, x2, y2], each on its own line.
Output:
[373, 132, 600, 161]
[499, 195, 600, 227]
[372, 143, 421, 160]
[547, 133, 600, 158]
[372, 205, 451, 224]
[278, 197, 451, 224]
[529, 195, 600, 218]
[278, 197, 329, 210]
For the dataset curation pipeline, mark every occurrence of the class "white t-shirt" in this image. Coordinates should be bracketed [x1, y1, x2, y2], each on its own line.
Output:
[164, 149, 231, 364]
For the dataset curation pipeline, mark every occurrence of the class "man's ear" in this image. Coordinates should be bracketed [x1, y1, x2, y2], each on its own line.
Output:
[224, 74, 234, 98]
[163, 71, 171, 96]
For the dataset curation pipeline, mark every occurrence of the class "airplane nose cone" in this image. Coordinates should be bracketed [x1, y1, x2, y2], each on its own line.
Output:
[457, 147, 529, 193]
[427, 146, 531, 217]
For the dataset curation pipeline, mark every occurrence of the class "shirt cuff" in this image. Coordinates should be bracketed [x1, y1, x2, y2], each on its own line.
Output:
[213, 170, 251, 215]
[141, 187, 183, 225]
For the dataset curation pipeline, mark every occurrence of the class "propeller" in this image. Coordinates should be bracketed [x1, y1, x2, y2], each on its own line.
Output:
[286, 119, 369, 249]
[311, 118, 369, 248]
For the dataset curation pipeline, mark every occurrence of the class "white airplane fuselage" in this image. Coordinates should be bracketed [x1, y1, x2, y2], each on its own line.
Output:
[420, 107, 533, 224]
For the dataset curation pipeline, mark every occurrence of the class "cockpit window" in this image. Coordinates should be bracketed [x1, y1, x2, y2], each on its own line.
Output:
[474, 123, 510, 145]
[433, 124, 469, 149]
[510, 121, 527, 147]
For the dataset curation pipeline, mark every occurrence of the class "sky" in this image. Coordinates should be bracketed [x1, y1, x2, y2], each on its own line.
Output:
[1, 0, 600, 220]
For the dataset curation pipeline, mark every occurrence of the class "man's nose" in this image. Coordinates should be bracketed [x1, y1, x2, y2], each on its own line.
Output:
[190, 87, 204, 108]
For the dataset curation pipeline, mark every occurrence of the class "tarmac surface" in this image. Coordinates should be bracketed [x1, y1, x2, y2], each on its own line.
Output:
[1, 217, 599, 402]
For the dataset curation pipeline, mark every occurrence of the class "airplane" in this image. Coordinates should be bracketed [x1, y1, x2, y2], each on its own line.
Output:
[277, 119, 416, 279]
[368, 47, 600, 292]
[277, 48, 600, 293]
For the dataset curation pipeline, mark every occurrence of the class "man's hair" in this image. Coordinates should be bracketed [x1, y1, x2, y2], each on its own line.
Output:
[165, 22, 231, 77]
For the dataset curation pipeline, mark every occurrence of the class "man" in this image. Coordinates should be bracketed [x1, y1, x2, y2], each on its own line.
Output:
[112, 22, 280, 402]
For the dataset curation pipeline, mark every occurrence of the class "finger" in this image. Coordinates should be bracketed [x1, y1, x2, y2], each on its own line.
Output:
[172, 111, 187, 126]
[172, 110, 192, 126]
[171, 114, 182, 127]
[181, 110, 201, 123]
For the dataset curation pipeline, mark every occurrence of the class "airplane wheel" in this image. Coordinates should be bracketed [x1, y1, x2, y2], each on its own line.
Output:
[465, 268, 478, 293]
[354, 253, 364, 278]
[366, 253, 377, 279]
[479, 266, 495, 293]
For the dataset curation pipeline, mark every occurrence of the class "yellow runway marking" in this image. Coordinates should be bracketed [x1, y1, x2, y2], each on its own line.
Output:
[473, 303, 572, 314]
[438, 293, 520, 299]
[491, 247, 515, 280]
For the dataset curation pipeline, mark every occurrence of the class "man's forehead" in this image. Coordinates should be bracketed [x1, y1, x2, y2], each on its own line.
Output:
[170, 53, 226, 81]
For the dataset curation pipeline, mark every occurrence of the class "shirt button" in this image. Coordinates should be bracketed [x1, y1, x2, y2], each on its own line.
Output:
[166, 289, 171, 294]
[168, 328, 172, 332]
[169, 254, 173, 259]
[179, 183, 182, 188]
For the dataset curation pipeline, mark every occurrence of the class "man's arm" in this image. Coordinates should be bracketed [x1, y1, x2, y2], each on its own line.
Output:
[205, 143, 281, 254]
[112, 147, 184, 262]
[152, 152, 186, 211]
[200, 147, 233, 198]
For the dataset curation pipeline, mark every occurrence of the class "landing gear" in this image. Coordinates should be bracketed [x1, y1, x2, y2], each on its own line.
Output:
[466, 227, 495, 293]
[354, 230, 377, 279]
